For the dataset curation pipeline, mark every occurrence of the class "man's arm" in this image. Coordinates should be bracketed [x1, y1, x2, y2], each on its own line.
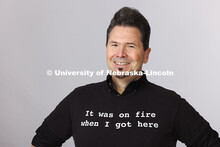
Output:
[172, 98, 220, 146]
[32, 94, 73, 146]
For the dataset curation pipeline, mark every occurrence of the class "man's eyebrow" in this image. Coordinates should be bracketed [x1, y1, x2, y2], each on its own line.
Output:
[110, 41, 136, 44]
[109, 41, 118, 44]
[109, 41, 138, 47]
[126, 42, 137, 46]
[127, 42, 135, 44]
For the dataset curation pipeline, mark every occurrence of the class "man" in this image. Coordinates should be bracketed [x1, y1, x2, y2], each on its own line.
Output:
[32, 7, 220, 147]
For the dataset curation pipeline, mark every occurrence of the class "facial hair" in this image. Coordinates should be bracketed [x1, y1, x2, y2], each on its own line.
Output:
[115, 68, 127, 79]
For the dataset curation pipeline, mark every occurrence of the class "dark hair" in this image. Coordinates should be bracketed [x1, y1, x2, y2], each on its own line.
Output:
[106, 7, 151, 51]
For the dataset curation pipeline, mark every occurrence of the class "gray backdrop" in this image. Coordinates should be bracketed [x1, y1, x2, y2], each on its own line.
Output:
[0, 0, 220, 147]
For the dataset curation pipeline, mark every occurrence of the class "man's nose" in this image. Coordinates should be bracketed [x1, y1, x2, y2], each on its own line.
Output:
[117, 46, 126, 58]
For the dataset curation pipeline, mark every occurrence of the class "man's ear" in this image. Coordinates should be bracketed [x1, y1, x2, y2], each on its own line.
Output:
[143, 48, 151, 63]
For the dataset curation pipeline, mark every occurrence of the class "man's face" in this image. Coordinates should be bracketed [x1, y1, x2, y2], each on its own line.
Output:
[106, 26, 150, 78]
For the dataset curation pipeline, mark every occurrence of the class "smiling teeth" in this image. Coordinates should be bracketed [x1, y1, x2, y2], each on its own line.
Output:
[116, 62, 129, 65]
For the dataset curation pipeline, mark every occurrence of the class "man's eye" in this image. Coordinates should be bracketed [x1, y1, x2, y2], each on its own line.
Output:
[112, 44, 118, 47]
[128, 45, 134, 48]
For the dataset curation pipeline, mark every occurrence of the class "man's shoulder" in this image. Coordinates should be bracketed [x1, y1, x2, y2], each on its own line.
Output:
[146, 81, 182, 101]
[148, 81, 178, 94]
[73, 80, 106, 93]
[65, 80, 106, 100]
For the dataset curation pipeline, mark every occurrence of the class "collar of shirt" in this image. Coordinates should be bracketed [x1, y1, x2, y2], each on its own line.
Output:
[106, 72, 147, 96]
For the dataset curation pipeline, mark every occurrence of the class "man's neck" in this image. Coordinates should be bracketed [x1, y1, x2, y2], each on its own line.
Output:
[111, 75, 141, 94]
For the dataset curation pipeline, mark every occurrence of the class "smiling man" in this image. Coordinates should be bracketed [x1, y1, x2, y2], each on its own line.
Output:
[106, 25, 150, 94]
[32, 7, 220, 147]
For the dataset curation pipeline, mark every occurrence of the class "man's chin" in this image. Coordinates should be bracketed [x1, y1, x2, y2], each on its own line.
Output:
[112, 69, 143, 79]
[115, 75, 128, 79]
[114, 69, 130, 79]
[108, 69, 141, 79]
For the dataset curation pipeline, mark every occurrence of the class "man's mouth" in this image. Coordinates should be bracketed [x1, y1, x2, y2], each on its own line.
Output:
[115, 61, 130, 66]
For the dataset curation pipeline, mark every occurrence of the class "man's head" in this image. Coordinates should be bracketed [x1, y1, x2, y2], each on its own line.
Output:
[106, 7, 151, 79]
[106, 7, 151, 51]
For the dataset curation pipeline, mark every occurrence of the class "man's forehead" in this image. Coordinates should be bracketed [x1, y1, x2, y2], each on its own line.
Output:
[109, 27, 141, 43]
[108, 37, 140, 46]
[110, 26, 141, 35]
[110, 26, 141, 37]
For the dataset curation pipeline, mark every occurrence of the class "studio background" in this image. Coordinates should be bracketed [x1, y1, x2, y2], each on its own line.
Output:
[0, 0, 220, 147]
